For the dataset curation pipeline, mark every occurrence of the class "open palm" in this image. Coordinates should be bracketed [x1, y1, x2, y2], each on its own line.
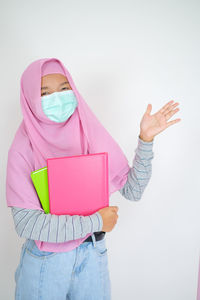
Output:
[139, 100, 181, 142]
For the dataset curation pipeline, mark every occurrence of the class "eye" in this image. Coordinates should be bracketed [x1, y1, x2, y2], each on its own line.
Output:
[41, 92, 49, 96]
[61, 87, 70, 91]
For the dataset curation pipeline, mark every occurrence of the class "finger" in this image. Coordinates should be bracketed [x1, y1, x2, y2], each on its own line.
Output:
[165, 107, 180, 121]
[164, 102, 179, 116]
[166, 118, 181, 128]
[159, 100, 174, 114]
[111, 206, 119, 212]
[145, 104, 152, 115]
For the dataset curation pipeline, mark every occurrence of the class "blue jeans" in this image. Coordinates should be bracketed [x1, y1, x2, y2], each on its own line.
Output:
[14, 233, 111, 300]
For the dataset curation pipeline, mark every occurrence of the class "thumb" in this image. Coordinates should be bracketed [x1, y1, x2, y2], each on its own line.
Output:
[145, 104, 152, 115]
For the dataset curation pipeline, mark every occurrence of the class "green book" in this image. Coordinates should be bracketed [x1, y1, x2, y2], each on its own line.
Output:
[30, 167, 50, 214]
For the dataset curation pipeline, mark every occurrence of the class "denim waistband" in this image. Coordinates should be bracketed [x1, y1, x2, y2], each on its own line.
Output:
[23, 232, 105, 253]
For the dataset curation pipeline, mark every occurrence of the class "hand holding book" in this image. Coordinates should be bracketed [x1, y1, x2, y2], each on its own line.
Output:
[97, 206, 119, 232]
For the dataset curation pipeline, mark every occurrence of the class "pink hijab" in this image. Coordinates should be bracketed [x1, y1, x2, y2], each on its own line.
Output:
[6, 57, 130, 252]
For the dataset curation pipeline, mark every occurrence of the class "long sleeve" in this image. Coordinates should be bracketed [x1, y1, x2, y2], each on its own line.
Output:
[119, 135, 154, 201]
[10, 206, 103, 243]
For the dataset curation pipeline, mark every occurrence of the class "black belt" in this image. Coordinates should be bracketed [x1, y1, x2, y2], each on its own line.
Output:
[83, 231, 106, 242]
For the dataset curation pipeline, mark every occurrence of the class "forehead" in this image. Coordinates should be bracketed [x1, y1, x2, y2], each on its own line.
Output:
[41, 73, 69, 86]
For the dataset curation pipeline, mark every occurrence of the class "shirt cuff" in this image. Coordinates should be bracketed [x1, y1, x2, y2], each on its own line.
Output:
[90, 211, 103, 232]
[135, 135, 154, 160]
[138, 135, 154, 145]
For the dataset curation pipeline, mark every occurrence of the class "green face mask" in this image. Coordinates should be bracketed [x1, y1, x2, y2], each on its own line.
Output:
[41, 90, 78, 123]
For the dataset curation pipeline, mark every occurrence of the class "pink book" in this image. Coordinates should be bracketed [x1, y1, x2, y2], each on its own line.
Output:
[47, 152, 109, 216]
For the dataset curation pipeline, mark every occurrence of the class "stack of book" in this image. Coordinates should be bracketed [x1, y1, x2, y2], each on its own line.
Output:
[30, 152, 109, 216]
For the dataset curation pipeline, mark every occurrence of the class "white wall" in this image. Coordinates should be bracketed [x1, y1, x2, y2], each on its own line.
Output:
[0, 0, 199, 299]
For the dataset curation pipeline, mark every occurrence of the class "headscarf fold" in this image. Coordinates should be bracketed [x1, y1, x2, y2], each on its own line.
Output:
[6, 57, 130, 252]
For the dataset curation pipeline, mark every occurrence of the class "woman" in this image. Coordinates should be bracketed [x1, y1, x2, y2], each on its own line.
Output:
[6, 57, 181, 300]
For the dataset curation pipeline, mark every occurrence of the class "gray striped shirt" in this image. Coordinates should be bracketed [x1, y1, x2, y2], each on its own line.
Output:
[10, 136, 154, 243]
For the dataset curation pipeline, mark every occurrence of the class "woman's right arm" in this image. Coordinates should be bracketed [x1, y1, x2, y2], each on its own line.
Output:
[6, 149, 103, 243]
[11, 206, 103, 243]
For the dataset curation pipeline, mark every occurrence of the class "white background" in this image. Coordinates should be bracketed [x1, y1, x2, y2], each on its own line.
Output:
[0, 0, 200, 299]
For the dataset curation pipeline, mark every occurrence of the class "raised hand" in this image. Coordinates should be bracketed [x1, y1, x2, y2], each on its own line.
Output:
[139, 100, 181, 142]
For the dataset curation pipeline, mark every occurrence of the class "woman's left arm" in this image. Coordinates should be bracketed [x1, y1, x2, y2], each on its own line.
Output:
[119, 100, 181, 201]
[119, 135, 154, 201]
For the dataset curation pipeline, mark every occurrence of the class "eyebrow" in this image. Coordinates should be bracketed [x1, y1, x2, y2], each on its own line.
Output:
[41, 81, 69, 90]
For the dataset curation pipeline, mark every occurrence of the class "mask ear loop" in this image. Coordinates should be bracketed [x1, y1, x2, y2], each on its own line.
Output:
[91, 233, 97, 248]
